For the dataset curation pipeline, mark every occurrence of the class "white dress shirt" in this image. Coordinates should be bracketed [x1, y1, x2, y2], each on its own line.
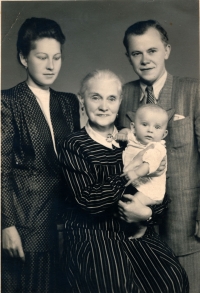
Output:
[85, 121, 120, 149]
[28, 85, 57, 154]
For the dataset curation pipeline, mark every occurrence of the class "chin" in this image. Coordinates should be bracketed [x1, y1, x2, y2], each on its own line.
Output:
[43, 81, 55, 87]
[141, 75, 155, 83]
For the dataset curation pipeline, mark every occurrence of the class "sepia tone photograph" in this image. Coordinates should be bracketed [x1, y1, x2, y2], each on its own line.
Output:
[1, 1, 199, 292]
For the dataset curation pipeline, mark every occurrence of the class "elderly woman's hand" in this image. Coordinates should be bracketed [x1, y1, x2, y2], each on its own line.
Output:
[121, 169, 139, 187]
[118, 194, 152, 223]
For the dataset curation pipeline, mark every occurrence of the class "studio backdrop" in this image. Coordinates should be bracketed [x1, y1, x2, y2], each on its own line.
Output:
[1, 0, 199, 95]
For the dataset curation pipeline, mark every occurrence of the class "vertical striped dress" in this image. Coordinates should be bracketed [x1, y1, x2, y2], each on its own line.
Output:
[58, 127, 189, 293]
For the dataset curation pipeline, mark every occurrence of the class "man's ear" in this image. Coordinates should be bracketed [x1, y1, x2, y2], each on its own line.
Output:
[162, 129, 168, 139]
[164, 44, 171, 60]
[130, 122, 136, 133]
[19, 53, 28, 68]
[125, 52, 132, 65]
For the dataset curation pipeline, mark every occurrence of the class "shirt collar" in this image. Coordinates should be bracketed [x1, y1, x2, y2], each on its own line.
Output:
[28, 84, 50, 99]
[85, 121, 120, 149]
[140, 70, 167, 102]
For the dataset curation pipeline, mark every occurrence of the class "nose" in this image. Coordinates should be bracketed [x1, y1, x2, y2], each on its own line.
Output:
[141, 53, 150, 65]
[147, 126, 153, 133]
[99, 100, 108, 112]
[46, 58, 54, 70]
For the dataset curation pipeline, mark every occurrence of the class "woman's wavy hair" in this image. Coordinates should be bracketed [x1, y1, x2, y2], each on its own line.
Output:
[17, 17, 65, 65]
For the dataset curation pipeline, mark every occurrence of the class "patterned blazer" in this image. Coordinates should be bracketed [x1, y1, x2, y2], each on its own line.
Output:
[118, 73, 200, 256]
[1, 81, 80, 252]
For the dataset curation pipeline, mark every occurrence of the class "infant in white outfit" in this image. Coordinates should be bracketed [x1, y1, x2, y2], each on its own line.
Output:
[116, 104, 169, 237]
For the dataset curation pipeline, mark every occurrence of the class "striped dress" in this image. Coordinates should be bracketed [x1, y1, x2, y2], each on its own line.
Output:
[58, 128, 189, 293]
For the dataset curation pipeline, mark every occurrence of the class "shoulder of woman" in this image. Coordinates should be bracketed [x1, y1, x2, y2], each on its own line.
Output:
[50, 89, 77, 100]
[62, 128, 87, 148]
[1, 82, 27, 98]
[1, 83, 23, 106]
[50, 90, 79, 110]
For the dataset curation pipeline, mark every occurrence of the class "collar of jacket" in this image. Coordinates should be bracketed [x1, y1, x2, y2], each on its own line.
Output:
[126, 73, 175, 123]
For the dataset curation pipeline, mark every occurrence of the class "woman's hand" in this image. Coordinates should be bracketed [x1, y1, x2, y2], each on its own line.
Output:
[118, 194, 152, 223]
[121, 169, 138, 187]
[2, 226, 25, 261]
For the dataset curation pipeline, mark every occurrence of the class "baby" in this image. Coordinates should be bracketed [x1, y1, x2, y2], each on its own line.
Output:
[116, 104, 169, 237]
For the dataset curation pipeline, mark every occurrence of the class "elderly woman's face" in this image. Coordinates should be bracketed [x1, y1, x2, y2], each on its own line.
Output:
[83, 77, 122, 131]
[20, 38, 62, 89]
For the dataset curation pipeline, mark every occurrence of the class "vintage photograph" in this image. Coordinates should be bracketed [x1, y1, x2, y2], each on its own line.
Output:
[1, 1, 199, 292]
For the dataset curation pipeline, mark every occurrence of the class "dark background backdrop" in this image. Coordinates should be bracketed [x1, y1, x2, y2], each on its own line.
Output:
[1, 0, 199, 95]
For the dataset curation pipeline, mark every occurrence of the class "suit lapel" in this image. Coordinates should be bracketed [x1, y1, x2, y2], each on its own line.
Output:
[50, 90, 70, 147]
[126, 111, 136, 123]
[125, 74, 175, 123]
[125, 80, 141, 122]
[157, 73, 175, 121]
[18, 82, 58, 170]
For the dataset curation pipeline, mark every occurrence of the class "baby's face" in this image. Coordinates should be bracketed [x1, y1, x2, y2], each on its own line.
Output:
[133, 109, 168, 145]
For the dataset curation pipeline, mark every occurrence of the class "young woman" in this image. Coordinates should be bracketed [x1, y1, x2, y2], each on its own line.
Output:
[1, 17, 80, 293]
[58, 69, 189, 293]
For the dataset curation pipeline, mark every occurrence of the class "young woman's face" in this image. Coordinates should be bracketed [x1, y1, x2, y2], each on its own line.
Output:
[20, 38, 62, 89]
[82, 77, 122, 133]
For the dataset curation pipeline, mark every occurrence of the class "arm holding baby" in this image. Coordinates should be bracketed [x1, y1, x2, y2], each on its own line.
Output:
[116, 104, 168, 186]
[123, 142, 166, 187]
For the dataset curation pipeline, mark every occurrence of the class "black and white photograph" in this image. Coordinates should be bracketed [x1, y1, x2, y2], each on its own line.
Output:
[1, 1, 199, 292]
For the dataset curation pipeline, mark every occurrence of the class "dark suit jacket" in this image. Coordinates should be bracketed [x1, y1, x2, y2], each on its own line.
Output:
[1, 81, 80, 252]
[118, 73, 200, 256]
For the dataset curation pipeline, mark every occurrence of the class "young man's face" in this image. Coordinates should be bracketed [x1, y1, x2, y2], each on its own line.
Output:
[126, 27, 171, 85]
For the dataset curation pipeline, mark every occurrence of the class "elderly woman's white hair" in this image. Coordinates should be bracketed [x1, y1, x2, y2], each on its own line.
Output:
[78, 69, 123, 98]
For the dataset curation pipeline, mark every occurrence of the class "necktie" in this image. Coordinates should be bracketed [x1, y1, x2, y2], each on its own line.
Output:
[146, 86, 155, 104]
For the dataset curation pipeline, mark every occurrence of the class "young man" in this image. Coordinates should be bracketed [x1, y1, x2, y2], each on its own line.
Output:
[118, 20, 200, 293]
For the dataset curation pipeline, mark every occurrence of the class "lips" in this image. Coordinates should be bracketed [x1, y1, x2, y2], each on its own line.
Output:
[96, 114, 110, 117]
[140, 68, 154, 71]
[145, 136, 153, 140]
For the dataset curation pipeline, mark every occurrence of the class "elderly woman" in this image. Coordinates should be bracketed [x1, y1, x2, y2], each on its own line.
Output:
[1, 17, 79, 293]
[58, 69, 188, 293]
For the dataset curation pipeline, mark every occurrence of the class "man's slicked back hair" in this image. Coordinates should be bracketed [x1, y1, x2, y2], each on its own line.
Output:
[123, 20, 169, 52]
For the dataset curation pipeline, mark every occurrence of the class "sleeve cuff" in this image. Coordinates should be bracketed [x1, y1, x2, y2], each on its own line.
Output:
[2, 216, 16, 230]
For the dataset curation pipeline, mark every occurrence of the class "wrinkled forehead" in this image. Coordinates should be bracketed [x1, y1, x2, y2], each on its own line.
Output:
[86, 76, 122, 94]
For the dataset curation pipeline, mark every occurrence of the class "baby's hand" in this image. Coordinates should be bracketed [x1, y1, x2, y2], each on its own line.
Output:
[115, 133, 128, 142]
